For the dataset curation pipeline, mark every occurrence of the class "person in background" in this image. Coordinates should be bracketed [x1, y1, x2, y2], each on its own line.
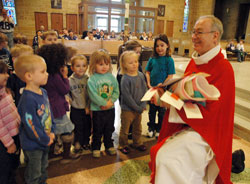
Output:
[65, 46, 77, 77]
[87, 50, 119, 158]
[148, 31, 154, 41]
[236, 40, 247, 62]
[145, 34, 175, 138]
[99, 30, 105, 39]
[0, 9, 15, 48]
[103, 32, 110, 40]
[85, 31, 95, 41]
[69, 55, 91, 153]
[149, 15, 235, 184]
[0, 62, 21, 184]
[41, 31, 58, 46]
[32, 30, 42, 52]
[0, 33, 13, 72]
[68, 30, 78, 40]
[40, 25, 45, 33]
[15, 55, 55, 184]
[92, 29, 100, 39]
[62, 28, 69, 40]
[139, 32, 148, 41]
[110, 30, 116, 40]
[118, 51, 147, 154]
[7, 44, 33, 106]
[129, 32, 138, 40]
[81, 30, 88, 39]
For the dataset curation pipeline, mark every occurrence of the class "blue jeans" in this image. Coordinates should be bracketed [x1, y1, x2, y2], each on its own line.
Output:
[148, 103, 166, 132]
[23, 147, 49, 184]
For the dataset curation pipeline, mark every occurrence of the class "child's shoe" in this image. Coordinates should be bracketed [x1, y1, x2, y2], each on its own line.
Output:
[130, 144, 147, 152]
[146, 129, 154, 138]
[93, 150, 101, 158]
[119, 146, 130, 154]
[107, 147, 116, 155]
[155, 132, 160, 139]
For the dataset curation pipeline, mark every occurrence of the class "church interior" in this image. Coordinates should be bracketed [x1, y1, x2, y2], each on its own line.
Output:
[1, 0, 250, 183]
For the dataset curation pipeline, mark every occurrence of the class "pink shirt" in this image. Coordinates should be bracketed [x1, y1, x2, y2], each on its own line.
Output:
[0, 87, 20, 148]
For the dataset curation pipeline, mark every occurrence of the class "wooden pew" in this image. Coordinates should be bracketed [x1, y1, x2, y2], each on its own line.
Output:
[62, 40, 102, 56]
[137, 40, 154, 48]
[102, 40, 123, 56]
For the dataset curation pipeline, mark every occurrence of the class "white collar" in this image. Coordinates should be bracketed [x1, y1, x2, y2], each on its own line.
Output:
[192, 45, 221, 65]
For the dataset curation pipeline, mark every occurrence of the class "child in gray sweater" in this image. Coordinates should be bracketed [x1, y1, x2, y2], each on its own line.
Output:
[69, 55, 91, 153]
[119, 51, 147, 154]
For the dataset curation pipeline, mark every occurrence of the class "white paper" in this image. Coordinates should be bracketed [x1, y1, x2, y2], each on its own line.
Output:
[169, 106, 186, 124]
[141, 88, 157, 101]
[160, 91, 184, 110]
[183, 102, 203, 119]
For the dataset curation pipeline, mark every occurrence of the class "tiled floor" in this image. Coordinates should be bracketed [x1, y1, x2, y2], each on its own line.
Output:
[17, 56, 250, 184]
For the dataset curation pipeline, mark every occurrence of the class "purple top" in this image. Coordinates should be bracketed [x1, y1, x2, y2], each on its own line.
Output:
[44, 73, 69, 118]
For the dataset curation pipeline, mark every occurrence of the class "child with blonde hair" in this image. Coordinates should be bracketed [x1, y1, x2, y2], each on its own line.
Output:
[87, 50, 119, 158]
[118, 51, 147, 154]
[14, 55, 55, 184]
[7, 44, 33, 106]
[69, 55, 91, 153]
[0, 62, 20, 184]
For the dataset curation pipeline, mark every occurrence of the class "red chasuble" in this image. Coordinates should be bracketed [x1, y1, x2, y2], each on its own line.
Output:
[149, 51, 235, 184]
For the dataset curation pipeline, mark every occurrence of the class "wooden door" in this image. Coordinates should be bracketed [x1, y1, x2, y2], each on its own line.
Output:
[66, 14, 77, 33]
[157, 20, 164, 34]
[35, 12, 48, 31]
[51, 13, 63, 33]
[166, 20, 174, 38]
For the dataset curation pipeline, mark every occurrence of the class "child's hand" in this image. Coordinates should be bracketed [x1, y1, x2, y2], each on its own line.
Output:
[147, 83, 152, 89]
[47, 137, 54, 146]
[101, 99, 113, 110]
[60, 66, 68, 78]
[85, 108, 90, 115]
[156, 83, 163, 88]
[7, 143, 16, 154]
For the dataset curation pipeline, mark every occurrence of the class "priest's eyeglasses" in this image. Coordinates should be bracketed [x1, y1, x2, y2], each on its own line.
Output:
[191, 30, 216, 36]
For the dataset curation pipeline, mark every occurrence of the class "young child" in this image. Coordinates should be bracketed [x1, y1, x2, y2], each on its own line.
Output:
[7, 44, 33, 106]
[14, 55, 55, 184]
[0, 62, 20, 184]
[69, 55, 91, 153]
[37, 43, 79, 164]
[40, 30, 58, 46]
[87, 50, 119, 158]
[0, 33, 13, 73]
[118, 51, 147, 154]
[145, 34, 175, 138]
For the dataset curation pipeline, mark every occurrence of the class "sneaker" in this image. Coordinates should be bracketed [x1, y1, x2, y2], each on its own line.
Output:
[119, 146, 130, 154]
[93, 150, 101, 158]
[60, 153, 81, 164]
[107, 147, 116, 155]
[136, 145, 147, 152]
[146, 130, 154, 138]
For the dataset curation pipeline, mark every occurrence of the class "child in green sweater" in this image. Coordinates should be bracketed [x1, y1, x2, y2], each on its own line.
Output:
[87, 50, 119, 158]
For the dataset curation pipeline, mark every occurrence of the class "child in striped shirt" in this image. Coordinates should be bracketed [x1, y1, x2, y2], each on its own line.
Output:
[0, 61, 20, 184]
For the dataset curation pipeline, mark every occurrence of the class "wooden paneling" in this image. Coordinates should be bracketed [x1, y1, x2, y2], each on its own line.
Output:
[157, 20, 164, 34]
[166, 20, 174, 38]
[35, 12, 48, 31]
[51, 13, 63, 32]
[66, 14, 77, 33]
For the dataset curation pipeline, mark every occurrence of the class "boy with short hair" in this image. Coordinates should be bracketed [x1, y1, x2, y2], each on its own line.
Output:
[7, 44, 33, 106]
[41, 30, 58, 45]
[14, 54, 55, 184]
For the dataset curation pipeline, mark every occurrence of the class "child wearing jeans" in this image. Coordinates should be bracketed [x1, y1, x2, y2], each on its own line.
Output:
[15, 55, 55, 184]
[118, 51, 147, 154]
[69, 55, 91, 153]
[0, 62, 20, 184]
[145, 34, 175, 138]
[37, 43, 78, 164]
[87, 50, 119, 158]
